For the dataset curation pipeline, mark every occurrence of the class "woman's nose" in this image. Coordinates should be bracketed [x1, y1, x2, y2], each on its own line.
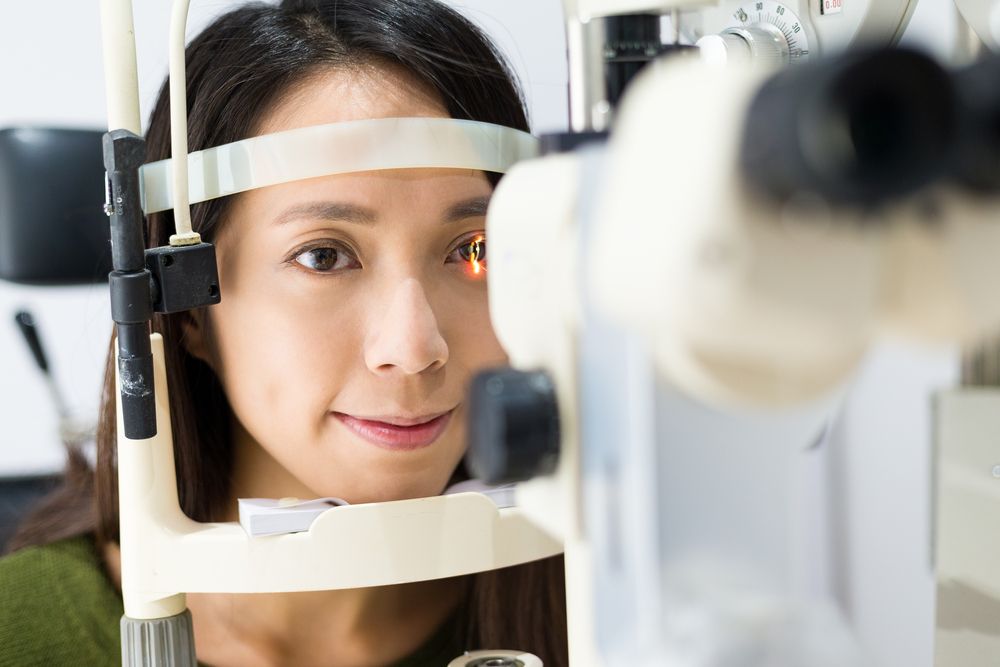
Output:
[363, 278, 449, 375]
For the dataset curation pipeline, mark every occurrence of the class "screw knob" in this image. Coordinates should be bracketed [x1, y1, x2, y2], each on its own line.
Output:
[466, 368, 561, 484]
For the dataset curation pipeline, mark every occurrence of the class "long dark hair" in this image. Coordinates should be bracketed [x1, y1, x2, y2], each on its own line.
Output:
[10, 1, 567, 662]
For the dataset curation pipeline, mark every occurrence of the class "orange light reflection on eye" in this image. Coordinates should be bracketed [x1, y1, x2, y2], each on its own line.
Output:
[469, 236, 485, 276]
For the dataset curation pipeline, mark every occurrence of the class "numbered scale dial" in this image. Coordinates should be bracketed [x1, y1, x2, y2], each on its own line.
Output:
[731, 1, 811, 62]
[694, 1, 813, 66]
[683, 0, 920, 63]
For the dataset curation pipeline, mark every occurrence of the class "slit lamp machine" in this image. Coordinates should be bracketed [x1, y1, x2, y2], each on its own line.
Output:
[98, 0, 1000, 665]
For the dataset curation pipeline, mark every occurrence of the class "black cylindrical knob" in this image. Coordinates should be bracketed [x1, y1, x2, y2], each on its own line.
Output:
[741, 47, 959, 209]
[466, 368, 561, 485]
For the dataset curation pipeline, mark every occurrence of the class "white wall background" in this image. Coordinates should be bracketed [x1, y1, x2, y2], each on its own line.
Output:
[0, 1, 979, 666]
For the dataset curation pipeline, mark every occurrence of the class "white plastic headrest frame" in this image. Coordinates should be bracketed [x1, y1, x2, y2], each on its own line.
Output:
[140, 117, 539, 214]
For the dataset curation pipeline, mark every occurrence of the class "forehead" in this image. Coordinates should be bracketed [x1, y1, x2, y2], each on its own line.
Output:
[258, 63, 450, 134]
[220, 65, 489, 240]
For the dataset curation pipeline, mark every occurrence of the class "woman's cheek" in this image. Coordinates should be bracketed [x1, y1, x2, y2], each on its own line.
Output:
[451, 291, 507, 369]
[215, 296, 321, 425]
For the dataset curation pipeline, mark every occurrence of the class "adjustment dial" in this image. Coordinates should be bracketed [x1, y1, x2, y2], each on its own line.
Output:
[697, 1, 812, 66]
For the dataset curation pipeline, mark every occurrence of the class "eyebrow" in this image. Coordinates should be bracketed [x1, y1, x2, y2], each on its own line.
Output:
[443, 196, 490, 222]
[274, 202, 377, 226]
[273, 196, 491, 227]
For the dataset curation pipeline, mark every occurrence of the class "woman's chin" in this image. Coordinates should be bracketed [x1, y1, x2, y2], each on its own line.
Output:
[328, 480, 449, 506]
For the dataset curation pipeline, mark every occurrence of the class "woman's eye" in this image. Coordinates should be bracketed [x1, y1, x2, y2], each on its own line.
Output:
[451, 236, 487, 275]
[293, 246, 357, 272]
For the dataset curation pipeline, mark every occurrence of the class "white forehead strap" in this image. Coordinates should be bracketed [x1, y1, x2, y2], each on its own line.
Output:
[140, 117, 539, 215]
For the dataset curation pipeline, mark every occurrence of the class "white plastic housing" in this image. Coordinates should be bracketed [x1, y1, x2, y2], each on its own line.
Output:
[954, 0, 1000, 50]
[590, 55, 1000, 409]
[486, 154, 583, 543]
[934, 389, 1000, 665]
[590, 57, 882, 408]
[486, 153, 603, 665]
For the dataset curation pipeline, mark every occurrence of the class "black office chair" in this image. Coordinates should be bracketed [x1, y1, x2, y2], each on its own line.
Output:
[0, 127, 112, 284]
[0, 127, 111, 552]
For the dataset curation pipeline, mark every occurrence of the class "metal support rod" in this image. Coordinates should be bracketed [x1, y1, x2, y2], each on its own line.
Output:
[567, 17, 610, 132]
[100, 0, 157, 440]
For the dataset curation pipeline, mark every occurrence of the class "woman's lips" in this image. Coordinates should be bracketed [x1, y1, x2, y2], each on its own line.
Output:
[332, 410, 454, 451]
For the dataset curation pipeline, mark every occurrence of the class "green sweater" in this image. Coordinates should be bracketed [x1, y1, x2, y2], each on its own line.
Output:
[0, 536, 463, 666]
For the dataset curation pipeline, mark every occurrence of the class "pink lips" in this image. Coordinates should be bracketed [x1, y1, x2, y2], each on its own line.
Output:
[332, 410, 454, 451]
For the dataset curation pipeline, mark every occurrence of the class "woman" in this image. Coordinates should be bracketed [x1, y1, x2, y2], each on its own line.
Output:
[0, 1, 569, 665]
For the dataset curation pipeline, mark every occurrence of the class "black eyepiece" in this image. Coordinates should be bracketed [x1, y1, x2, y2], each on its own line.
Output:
[741, 48, 960, 209]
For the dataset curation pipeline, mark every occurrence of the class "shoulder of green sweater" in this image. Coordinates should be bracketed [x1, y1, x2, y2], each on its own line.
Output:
[0, 533, 120, 602]
[0, 534, 123, 665]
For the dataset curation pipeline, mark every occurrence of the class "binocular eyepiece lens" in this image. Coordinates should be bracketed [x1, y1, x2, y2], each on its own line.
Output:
[741, 48, 960, 209]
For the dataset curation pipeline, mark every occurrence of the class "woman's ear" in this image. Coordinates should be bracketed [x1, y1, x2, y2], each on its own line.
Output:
[180, 309, 214, 367]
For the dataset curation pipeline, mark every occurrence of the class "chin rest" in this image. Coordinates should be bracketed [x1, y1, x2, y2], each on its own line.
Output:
[0, 128, 112, 285]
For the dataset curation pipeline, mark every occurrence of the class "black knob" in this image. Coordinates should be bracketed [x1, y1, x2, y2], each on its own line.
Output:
[466, 368, 561, 485]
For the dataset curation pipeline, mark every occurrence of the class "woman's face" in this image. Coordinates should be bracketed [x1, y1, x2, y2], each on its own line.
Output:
[188, 64, 507, 504]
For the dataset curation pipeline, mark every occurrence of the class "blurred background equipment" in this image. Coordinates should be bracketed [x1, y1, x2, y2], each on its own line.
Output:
[0, 128, 111, 285]
[0, 128, 107, 551]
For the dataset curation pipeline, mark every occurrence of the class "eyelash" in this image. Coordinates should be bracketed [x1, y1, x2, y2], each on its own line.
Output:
[287, 233, 486, 275]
